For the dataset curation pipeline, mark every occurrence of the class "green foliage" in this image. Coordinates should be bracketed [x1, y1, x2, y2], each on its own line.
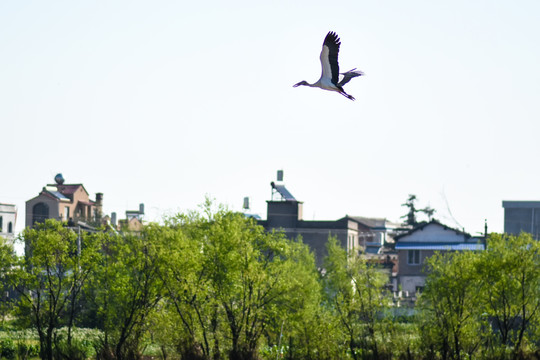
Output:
[90, 230, 163, 360]
[476, 233, 540, 358]
[158, 204, 322, 359]
[0, 238, 17, 328]
[10, 219, 103, 360]
[283, 304, 345, 360]
[417, 232, 540, 359]
[322, 236, 392, 359]
[0, 327, 99, 360]
[419, 250, 484, 359]
[16, 341, 40, 360]
[0, 338, 16, 359]
[6, 201, 540, 359]
[52, 327, 101, 360]
[382, 321, 421, 360]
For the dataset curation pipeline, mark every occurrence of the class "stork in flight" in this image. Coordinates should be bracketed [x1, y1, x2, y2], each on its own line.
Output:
[293, 31, 363, 101]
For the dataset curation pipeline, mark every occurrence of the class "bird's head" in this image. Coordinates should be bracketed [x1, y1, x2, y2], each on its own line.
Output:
[293, 80, 309, 87]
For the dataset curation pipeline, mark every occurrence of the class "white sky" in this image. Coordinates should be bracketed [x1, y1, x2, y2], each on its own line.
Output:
[2, 1, 540, 237]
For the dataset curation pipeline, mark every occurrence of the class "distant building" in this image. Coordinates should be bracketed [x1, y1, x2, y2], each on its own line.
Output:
[348, 216, 402, 254]
[502, 200, 540, 239]
[114, 203, 145, 232]
[25, 174, 103, 229]
[256, 175, 398, 272]
[0, 203, 17, 242]
[394, 220, 485, 296]
[257, 181, 364, 266]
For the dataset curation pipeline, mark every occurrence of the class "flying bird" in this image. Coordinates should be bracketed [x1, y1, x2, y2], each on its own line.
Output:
[293, 31, 363, 101]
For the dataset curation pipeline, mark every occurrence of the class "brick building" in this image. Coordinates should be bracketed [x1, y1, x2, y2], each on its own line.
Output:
[25, 174, 103, 228]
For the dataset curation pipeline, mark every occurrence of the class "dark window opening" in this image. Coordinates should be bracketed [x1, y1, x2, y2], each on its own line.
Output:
[33, 202, 49, 226]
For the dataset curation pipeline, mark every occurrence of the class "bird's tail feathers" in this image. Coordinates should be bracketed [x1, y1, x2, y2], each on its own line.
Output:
[341, 68, 364, 77]
[339, 68, 364, 87]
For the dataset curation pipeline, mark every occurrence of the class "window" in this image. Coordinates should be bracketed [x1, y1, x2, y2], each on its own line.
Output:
[407, 250, 420, 265]
[33, 202, 49, 225]
[0, 216, 2, 232]
[8, 222, 12, 233]
[64, 206, 70, 221]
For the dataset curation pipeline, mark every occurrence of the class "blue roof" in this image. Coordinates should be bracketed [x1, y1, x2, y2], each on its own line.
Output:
[395, 242, 485, 251]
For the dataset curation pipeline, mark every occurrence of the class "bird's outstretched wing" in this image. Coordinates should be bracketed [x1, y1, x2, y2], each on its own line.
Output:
[320, 31, 341, 86]
[339, 68, 364, 86]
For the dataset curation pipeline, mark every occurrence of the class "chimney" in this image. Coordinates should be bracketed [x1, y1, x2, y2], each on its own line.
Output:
[139, 203, 145, 215]
[111, 212, 117, 227]
[96, 193, 103, 219]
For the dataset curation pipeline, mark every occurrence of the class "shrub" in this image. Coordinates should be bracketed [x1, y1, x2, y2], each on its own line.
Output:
[16, 342, 39, 360]
[53, 340, 90, 360]
[52, 328, 101, 360]
[0, 338, 16, 360]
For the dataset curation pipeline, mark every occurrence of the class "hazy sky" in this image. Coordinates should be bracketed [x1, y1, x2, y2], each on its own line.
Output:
[2, 1, 540, 237]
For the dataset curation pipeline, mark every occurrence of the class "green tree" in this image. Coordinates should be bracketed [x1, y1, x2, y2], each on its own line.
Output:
[476, 233, 540, 359]
[12, 219, 102, 360]
[268, 236, 331, 360]
[284, 297, 344, 360]
[419, 251, 483, 360]
[156, 211, 217, 359]
[322, 236, 390, 359]
[158, 203, 322, 360]
[205, 212, 319, 359]
[91, 230, 163, 360]
[0, 237, 17, 327]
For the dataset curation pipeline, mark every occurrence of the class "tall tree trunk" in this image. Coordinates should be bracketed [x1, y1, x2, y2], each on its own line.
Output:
[46, 327, 54, 360]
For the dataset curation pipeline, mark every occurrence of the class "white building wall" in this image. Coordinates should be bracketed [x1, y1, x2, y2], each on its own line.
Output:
[397, 223, 465, 243]
[0, 203, 17, 243]
[399, 275, 426, 295]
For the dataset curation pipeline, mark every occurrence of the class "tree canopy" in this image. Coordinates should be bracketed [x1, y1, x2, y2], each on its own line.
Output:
[2, 207, 540, 360]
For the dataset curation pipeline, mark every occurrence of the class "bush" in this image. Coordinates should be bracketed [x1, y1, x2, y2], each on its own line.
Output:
[53, 340, 91, 360]
[53, 328, 101, 360]
[0, 338, 16, 360]
[16, 342, 39, 360]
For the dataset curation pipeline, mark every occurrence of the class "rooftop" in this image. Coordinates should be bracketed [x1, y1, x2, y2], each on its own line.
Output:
[348, 216, 402, 229]
[502, 200, 540, 208]
[395, 242, 485, 251]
